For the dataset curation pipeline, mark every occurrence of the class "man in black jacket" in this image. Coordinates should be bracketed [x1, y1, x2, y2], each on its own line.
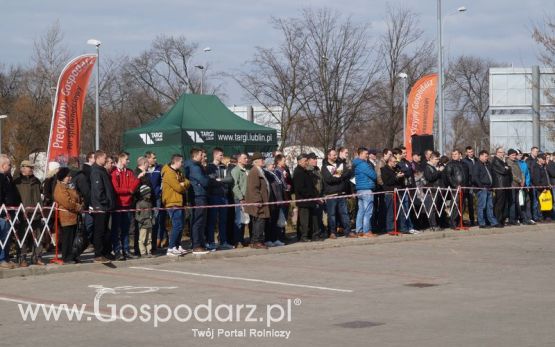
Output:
[321, 149, 352, 239]
[531, 154, 551, 221]
[491, 147, 512, 226]
[444, 150, 469, 228]
[90, 150, 116, 263]
[473, 150, 502, 228]
[423, 152, 444, 230]
[0, 155, 19, 269]
[293, 154, 321, 242]
[462, 146, 477, 225]
[526, 146, 542, 221]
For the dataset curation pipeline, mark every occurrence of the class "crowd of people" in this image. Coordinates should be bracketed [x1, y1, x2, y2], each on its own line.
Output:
[0, 144, 554, 269]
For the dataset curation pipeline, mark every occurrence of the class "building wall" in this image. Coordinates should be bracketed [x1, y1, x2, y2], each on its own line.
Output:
[489, 67, 555, 152]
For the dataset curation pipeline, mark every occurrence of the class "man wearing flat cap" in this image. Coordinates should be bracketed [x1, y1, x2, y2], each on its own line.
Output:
[14, 160, 44, 266]
[244, 152, 270, 249]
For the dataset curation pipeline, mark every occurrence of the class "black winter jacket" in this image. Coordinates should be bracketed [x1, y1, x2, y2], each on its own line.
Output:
[444, 160, 469, 188]
[90, 164, 116, 211]
[472, 161, 494, 188]
[491, 157, 512, 188]
[321, 160, 350, 195]
[293, 165, 319, 208]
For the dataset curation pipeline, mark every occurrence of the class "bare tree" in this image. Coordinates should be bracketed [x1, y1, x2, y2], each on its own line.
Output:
[298, 8, 378, 150]
[533, 16, 555, 67]
[444, 55, 502, 151]
[233, 17, 309, 150]
[4, 21, 71, 164]
[125, 35, 218, 107]
[366, 6, 435, 148]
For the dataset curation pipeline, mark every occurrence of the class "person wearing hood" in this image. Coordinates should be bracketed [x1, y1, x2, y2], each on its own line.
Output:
[14, 160, 44, 266]
[53, 167, 83, 264]
[353, 147, 377, 238]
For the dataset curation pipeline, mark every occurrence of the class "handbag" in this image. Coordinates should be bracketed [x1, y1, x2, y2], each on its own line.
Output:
[71, 214, 87, 258]
[518, 189, 525, 207]
[240, 207, 250, 224]
[277, 209, 287, 228]
[539, 190, 553, 212]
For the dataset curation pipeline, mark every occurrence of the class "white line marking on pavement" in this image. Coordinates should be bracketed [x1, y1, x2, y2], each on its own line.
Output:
[130, 266, 354, 293]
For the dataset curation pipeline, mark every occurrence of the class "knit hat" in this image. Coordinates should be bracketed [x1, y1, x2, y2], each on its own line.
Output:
[507, 149, 517, 156]
[56, 167, 71, 181]
[139, 185, 151, 197]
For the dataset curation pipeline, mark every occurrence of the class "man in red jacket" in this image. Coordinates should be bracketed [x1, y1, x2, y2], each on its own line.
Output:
[111, 152, 140, 260]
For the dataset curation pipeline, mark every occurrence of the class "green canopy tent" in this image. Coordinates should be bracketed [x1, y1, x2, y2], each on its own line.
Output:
[123, 94, 278, 164]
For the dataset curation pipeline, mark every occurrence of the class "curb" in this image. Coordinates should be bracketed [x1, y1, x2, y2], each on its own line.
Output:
[0, 224, 551, 279]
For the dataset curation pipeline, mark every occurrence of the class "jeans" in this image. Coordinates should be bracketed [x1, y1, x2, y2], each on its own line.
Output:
[355, 190, 374, 233]
[191, 197, 208, 249]
[0, 218, 11, 262]
[83, 213, 94, 244]
[477, 190, 499, 226]
[167, 208, 184, 249]
[509, 189, 521, 223]
[111, 211, 131, 255]
[530, 189, 542, 221]
[154, 197, 167, 243]
[206, 195, 228, 244]
[396, 193, 414, 232]
[233, 199, 245, 245]
[326, 197, 351, 236]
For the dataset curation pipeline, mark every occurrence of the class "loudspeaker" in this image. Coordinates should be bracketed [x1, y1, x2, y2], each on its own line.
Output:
[411, 135, 434, 156]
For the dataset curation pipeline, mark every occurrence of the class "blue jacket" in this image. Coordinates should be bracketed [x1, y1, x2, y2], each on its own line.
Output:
[184, 160, 210, 199]
[147, 164, 162, 198]
[353, 158, 377, 191]
[518, 160, 531, 187]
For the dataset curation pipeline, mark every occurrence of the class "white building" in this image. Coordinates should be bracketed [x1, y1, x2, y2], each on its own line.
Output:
[228, 105, 283, 142]
[489, 67, 555, 151]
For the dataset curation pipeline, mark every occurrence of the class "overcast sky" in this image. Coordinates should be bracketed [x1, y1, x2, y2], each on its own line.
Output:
[1, 0, 553, 104]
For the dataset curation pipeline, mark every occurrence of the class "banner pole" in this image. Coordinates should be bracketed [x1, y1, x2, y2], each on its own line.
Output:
[389, 190, 400, 236]
[50, 206, 63, 265]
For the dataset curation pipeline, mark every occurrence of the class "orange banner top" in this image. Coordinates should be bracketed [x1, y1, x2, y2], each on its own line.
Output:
[47, 54, 97, 166]
[404, 73, 438, 157]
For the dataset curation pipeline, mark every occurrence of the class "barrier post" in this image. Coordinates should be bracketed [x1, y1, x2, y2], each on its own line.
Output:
[50, 207, 63, 264]
[389, 189, 401, 236]
[457, 187, 468, 231]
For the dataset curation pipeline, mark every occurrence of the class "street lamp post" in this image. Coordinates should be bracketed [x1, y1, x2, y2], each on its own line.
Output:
[0, 114, 7, 154]
[87, 38, 101, 150]
[195, 65, 205, 94]
[437, 3, 466, 155]
[398, 73, 408, 146]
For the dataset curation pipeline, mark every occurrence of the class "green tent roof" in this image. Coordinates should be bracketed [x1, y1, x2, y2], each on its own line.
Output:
[125, 93, 274, 133]
[123, 93, 277, 164]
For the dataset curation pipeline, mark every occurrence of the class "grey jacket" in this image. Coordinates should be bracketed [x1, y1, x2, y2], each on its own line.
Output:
[506, 158, 523, 187]
[135, 199, 154, 229]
